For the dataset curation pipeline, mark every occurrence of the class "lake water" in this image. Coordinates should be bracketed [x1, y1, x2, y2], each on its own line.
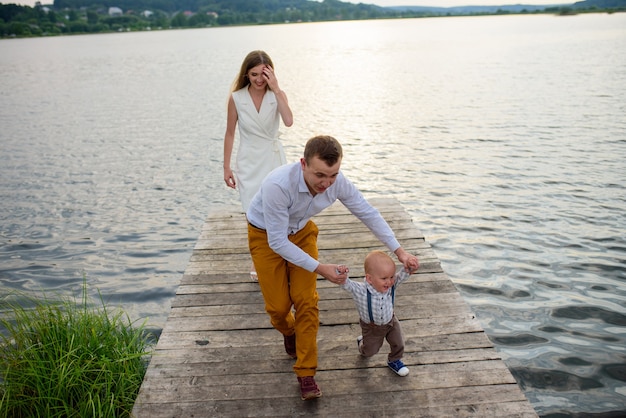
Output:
[1, 13, 625, 417]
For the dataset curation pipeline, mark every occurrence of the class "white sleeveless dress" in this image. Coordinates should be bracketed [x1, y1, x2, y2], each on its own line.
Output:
[232, 87, 287, 212]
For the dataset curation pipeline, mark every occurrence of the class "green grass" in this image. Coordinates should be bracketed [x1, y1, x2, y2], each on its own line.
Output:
[0, 283, 153, 418]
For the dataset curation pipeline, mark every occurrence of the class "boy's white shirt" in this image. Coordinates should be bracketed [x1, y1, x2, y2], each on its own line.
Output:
[341, 269, 411, 326]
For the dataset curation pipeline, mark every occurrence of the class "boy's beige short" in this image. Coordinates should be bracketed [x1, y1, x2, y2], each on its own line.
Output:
[359, 314, 404, 362]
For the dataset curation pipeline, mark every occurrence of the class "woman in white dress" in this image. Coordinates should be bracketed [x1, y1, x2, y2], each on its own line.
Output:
[223, 50, 293, 280]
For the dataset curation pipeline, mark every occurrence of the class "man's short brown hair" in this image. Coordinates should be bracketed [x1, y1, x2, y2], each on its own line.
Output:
[304, 135, 343, 166]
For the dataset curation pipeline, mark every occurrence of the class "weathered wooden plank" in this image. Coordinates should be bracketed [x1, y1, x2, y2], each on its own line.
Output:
[234, 213, 416, 228]
[143, 345, 501, 369]
[198, 214, 419, 235]
[151, 328, 493, 352]
[194, 230, 424, 248]
[174, 277, 456, 298]
[132, 399, 538, 418]
[200, 199, 411, 223]
[134, 373, 536, 417]
[189, 242, 435, 262]
[168, 291, 471, 318]
[133, 369, 538, 418]
[158, 310, 481, 334]
[178, 270, 451, 285]
[182, 259, 443, 275]
[135, 361, 518, 398]
[169, 280, 453, 309]
[132, 198, 537, 417]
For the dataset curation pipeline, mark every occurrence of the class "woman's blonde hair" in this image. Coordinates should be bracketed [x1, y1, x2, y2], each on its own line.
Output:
[231, 50, 274, 92]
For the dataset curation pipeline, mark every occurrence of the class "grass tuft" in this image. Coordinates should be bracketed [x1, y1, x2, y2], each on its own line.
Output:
[0, 281, 153, 418]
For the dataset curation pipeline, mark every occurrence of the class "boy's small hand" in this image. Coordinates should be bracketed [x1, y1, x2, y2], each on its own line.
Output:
[335, 264, 349, 275]
[407, 259, 419, 273]
[335, 264, 349, 285]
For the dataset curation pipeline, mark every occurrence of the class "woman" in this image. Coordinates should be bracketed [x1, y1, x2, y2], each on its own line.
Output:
[223, 50, 293, 280]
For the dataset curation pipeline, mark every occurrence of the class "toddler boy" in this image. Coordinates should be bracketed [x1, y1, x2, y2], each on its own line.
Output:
[338, 250, 418, 376]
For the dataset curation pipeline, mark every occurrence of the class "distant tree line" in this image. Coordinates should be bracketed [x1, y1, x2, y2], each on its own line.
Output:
[1, 0, 624, 38]
[1, 0, 397, 37]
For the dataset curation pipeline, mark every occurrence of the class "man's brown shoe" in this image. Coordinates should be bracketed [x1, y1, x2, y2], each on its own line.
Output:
[284, 333, 296, 358]
[298, 376, 322, 400]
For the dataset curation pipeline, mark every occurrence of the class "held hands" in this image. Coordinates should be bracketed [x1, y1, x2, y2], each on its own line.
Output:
[224, 167, 236, 189]
[395, 248, 420, 273]
[316, 263, 349, 285]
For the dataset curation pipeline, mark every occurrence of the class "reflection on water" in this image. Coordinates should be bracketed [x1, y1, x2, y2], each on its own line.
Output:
[1, 13, 625, 417]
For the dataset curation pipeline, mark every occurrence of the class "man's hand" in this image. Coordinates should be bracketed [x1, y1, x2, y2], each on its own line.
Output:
[394, 248, 419, 273]
[315, 263, 349, 285]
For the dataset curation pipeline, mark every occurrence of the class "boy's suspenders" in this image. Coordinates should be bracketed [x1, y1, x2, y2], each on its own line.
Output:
[366, 285, 396, 323]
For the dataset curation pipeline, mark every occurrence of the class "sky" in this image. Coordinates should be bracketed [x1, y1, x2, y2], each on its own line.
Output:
[6, 0, 566, 10]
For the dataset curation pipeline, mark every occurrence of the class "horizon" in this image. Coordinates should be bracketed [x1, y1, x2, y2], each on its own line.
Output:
[1, 0, 572, 10]
[352, 0, 565, 6]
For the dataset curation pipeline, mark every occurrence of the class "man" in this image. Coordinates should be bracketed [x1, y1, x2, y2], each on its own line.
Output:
[246, 135, 419, 400]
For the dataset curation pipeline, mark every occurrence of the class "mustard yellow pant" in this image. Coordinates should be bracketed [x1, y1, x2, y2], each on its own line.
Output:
[248, 220, 320, 377]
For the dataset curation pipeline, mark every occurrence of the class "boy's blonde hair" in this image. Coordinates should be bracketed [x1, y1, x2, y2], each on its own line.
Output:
[364, 250, 395, 275]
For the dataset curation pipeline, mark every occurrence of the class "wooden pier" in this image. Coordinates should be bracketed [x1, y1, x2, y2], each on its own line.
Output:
[132, 198, 538, 417]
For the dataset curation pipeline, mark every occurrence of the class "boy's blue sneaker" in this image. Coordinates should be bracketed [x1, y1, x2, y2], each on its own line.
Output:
[388, 359, 409, 376]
